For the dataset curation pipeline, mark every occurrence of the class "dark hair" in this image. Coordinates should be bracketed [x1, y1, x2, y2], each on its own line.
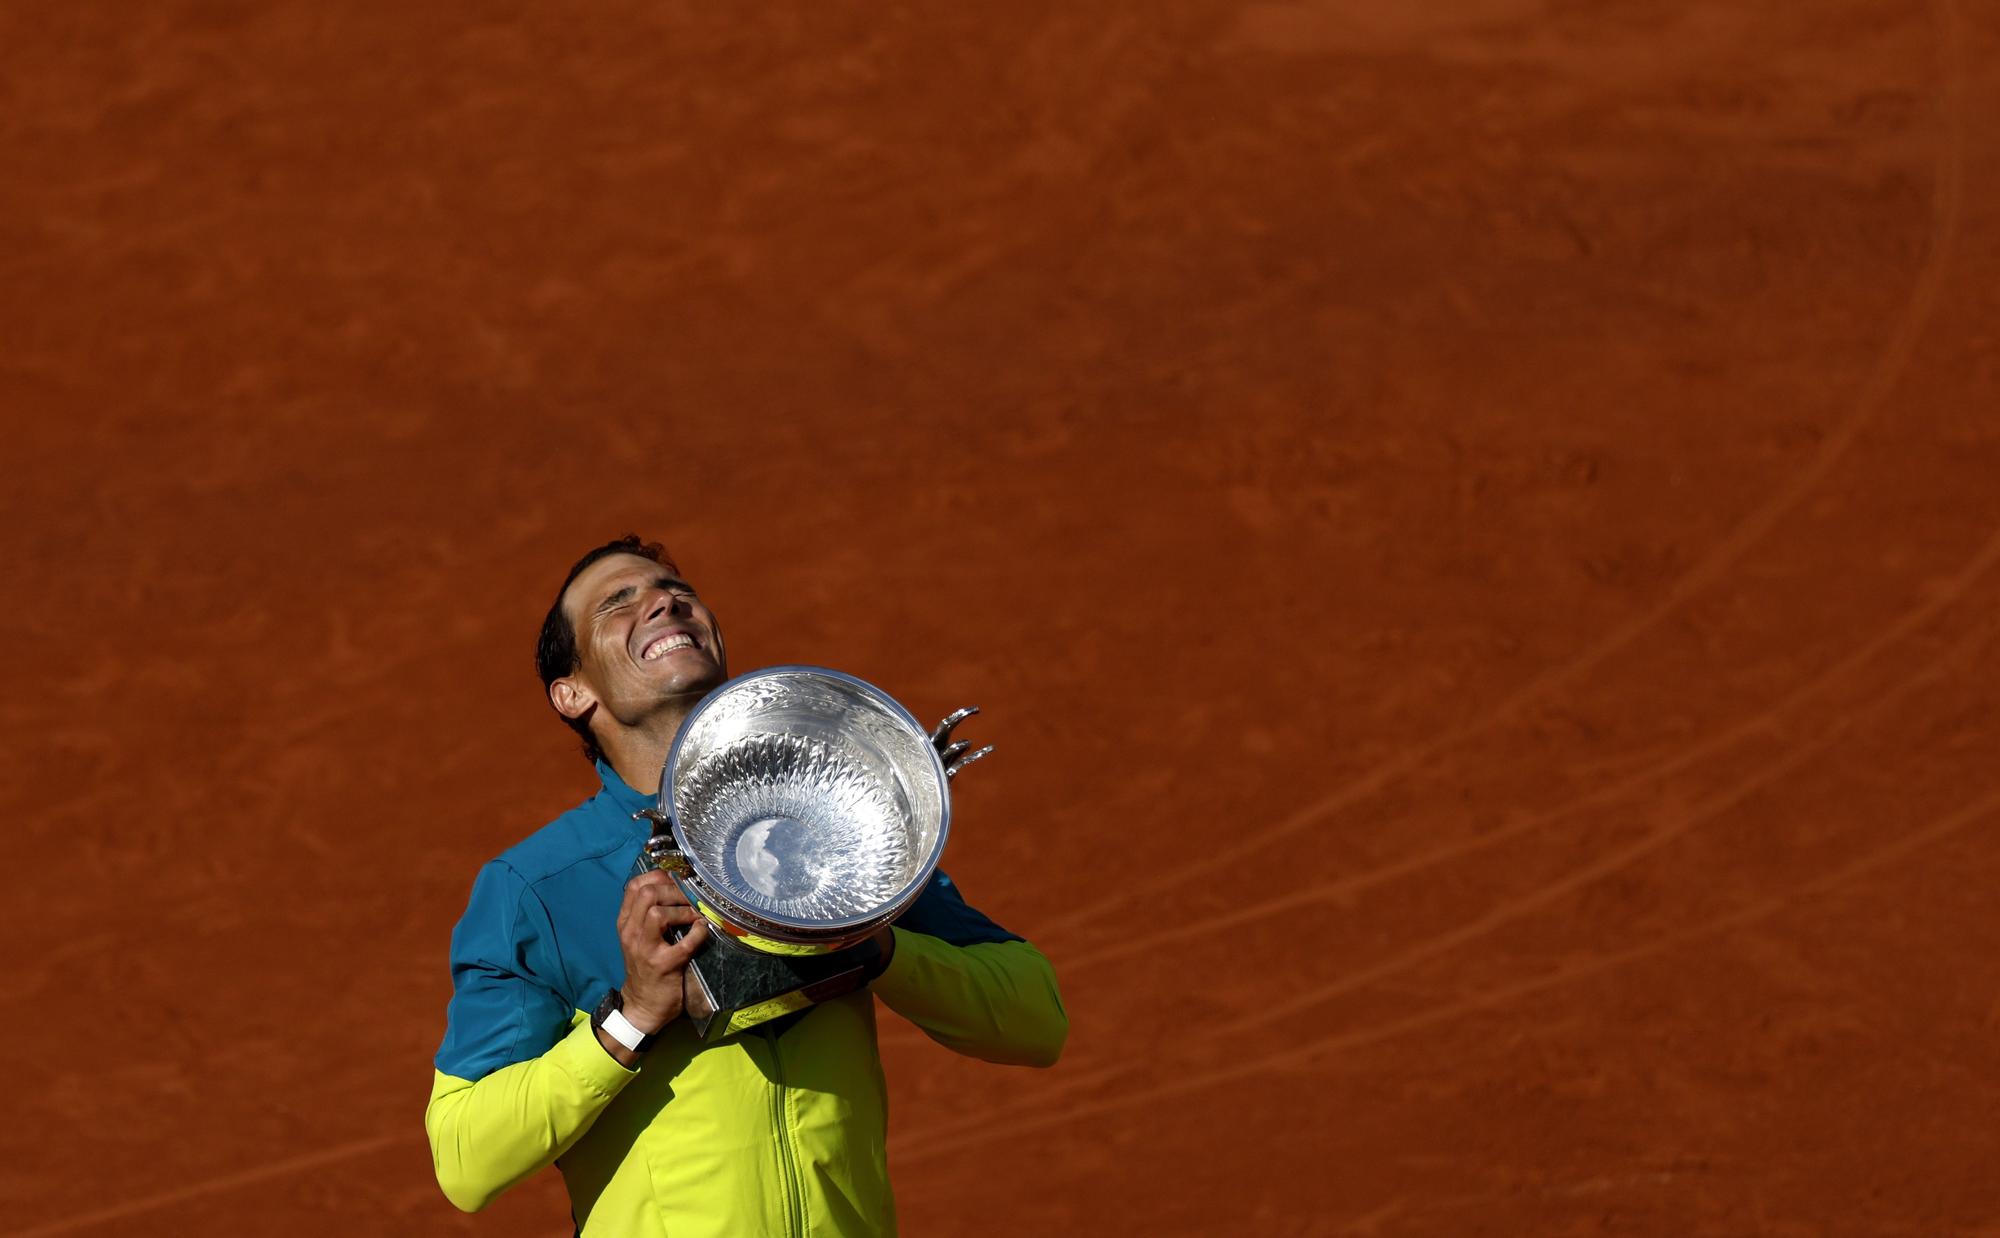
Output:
[536, 534, 677, 764]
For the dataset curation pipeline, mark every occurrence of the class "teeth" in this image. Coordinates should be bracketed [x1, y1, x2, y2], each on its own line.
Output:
[645, 633, 695, 661]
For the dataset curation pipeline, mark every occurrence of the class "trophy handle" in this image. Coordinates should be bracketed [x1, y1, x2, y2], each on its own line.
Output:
[932, 705, 994, 780]
[632, 808, 695, 878]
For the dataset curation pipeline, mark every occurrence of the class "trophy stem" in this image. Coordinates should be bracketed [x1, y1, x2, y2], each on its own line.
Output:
[672, 922, 882, 1041]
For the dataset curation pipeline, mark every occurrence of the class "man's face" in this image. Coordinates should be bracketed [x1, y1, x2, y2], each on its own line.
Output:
[554, 553, 728, 733]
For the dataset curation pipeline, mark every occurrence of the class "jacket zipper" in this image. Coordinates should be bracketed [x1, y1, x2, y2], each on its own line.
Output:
[764, 1025, 809, 1238]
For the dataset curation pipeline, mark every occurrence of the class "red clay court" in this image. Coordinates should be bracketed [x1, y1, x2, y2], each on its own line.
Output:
[4, 1, 1999, 1233]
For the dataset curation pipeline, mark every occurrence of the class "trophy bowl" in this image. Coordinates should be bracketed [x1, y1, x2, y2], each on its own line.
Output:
[656, 666, 950, 951]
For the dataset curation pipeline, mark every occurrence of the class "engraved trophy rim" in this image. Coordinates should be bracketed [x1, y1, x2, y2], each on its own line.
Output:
[655, 664, 952, 941]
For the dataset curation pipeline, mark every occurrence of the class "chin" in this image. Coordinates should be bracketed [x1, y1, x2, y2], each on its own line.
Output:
[663, 664, 725, 695]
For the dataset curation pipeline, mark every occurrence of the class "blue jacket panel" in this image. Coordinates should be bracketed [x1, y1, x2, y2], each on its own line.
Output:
[437, 759, 1022, 1083]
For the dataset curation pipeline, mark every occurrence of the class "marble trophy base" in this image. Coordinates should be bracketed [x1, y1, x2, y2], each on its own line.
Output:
[668, 916, 882, 1041]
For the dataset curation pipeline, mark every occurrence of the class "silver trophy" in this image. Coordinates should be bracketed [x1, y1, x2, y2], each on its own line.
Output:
[633, 666, 991, 1040]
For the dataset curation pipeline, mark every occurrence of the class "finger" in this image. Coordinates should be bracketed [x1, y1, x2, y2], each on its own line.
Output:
[636, 912, 708, 960]
[938, 739, 971, 764]
[945, 744, 994, 780]
[623, 872, 691, 919]
[623, 870, 669, 902]
[660, 917, 710, 967]
[642, 902, 701, 935]
[640, 916, 709, 971]
[931, 705, 979, 749]
[619, 870, 674, 930]
[651, 879, 693, 908]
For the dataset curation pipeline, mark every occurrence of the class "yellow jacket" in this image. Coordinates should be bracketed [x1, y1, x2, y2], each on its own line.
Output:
[425, 761, 1066, 1236]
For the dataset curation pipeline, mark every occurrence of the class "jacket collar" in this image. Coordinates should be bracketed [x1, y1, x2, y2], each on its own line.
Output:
[594, 758, 657, 825]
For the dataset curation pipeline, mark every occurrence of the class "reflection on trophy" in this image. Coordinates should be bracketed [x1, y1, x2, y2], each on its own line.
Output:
[632, 666, 991, 1040]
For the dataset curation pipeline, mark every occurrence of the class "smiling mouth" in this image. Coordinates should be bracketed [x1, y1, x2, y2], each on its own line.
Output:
[640, 631, 700, 661]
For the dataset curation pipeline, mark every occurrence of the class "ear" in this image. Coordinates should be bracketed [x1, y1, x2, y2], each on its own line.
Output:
[549, 675, 597, 722]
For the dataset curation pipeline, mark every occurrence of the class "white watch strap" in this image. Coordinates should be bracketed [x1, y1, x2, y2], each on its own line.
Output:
[601, 1006, 649, 1052]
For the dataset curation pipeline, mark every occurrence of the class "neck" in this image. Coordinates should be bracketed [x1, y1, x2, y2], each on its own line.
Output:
[599, 695, 704, 795]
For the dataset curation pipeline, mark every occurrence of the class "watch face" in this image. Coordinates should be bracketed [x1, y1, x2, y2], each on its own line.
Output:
[593, 988, 622, 1024]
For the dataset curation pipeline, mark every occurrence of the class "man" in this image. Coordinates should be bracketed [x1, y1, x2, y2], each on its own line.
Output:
[426, 535, 1067, 1236]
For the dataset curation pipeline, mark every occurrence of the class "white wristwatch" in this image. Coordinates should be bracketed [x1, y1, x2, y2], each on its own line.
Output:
[592, 989, 660, 1053]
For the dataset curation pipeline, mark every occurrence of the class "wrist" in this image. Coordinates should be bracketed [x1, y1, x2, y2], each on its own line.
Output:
[592, 988, 666, 1055]
[620, 1001, 669, 1035]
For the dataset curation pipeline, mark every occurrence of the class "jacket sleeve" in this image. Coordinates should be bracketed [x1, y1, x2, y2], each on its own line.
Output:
[424, 860, 638, 1212]
[870, 871, 1068, 1068]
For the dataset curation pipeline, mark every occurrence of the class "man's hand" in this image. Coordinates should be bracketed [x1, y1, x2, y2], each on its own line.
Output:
[601, 871, 710, 1065]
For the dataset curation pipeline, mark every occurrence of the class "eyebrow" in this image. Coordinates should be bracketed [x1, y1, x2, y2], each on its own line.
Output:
[595, 575, 692, 615]
[594, 586, 637, 614]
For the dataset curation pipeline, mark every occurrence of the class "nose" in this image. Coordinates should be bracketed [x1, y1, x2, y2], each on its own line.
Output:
[645, 588, 687, 623]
